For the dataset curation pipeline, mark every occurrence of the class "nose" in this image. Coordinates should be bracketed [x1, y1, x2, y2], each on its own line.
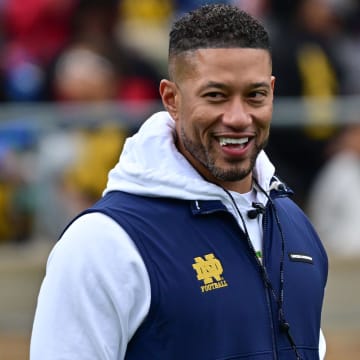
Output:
[222, 98, 252, 128]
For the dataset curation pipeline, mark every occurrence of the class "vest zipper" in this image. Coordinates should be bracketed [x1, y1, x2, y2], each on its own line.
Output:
[221, 188, 281, 359]
[262, 209, 279, 360]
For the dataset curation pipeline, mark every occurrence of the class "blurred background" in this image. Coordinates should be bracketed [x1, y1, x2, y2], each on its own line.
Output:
[0, 0, 359, 358]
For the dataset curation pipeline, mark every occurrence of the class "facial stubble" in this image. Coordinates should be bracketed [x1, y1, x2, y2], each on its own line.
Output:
[180, 126, 268, 182]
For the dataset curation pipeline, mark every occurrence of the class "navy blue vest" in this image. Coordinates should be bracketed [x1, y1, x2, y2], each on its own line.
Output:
[81, 189, 327, 360]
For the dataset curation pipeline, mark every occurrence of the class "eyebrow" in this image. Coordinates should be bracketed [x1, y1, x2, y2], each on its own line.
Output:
[252, 82, 271, 89]
[199, 81, 271, 91]
[199, 81, 229, 91]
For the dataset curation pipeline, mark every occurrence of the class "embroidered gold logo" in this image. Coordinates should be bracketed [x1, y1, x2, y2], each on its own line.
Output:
[192, 253, 228, 293]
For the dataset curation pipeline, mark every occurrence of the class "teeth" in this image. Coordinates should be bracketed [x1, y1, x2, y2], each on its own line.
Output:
[219, 137, 249, 146]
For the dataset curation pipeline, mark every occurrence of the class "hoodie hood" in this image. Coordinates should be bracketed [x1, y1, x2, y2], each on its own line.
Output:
[104, 111, 275, 203]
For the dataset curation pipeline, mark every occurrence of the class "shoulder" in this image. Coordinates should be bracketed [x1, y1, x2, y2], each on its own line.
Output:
[45, 212, 151, 300]
[55, 212, 134, 254]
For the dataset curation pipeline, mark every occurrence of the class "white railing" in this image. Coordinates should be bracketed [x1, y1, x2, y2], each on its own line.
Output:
[1, 96, 360, 128]
[0, 97, 359, 243]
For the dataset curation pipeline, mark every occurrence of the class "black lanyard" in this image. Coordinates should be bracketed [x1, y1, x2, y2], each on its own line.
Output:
[222, 182, 302, 360]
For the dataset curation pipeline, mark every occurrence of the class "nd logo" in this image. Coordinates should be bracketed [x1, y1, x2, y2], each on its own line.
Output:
[192, 253, 224, 285]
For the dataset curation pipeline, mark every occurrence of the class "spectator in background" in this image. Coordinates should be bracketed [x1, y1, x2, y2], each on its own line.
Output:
[0, 121, 39, 242]
[116, 0, 174, 77]
[53, 47, 118, 102]
[18, 0, 163, 240]
[35, 44, 127, 239]
[48, 0, 162, 209]
[267, 0, 347, 207]
[330, 1, 360, 95]
[0, 0, 77, 101]
[307, 124, 360, 258]
[51, 42, 128, 210]
[49, 0, 162, 102]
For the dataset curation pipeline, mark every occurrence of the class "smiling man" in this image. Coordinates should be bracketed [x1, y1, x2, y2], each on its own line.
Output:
[31, 4, 328, 360]
[161, 46, 274, 193]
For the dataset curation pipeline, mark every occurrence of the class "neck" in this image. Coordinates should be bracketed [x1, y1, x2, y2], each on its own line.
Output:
[216, 174, 253, 194]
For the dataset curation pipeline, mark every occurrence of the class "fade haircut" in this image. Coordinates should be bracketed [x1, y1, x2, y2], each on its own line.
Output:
[168, 4, 271, 78]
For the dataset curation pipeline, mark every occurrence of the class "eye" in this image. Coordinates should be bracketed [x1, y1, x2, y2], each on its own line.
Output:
[247, 90, 268, 103]
[203, 91, 226, 101]
[249, 90, 266, 98]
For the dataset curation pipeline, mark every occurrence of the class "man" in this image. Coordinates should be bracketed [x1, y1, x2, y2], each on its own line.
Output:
[31, 4, 328, 359]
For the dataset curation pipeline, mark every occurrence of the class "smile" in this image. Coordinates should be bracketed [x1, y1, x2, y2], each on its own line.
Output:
[219, 137, 249, 147]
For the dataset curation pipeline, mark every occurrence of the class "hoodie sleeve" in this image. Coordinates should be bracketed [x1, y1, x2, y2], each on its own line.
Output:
[30, 212, 151, 360]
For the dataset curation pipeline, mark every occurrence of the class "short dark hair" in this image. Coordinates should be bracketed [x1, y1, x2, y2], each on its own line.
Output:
[169, 4, 270, 56]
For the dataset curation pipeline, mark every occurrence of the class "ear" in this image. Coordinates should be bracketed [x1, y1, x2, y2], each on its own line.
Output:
[270, 75, 276, 92]
[159, 79, 179, 120]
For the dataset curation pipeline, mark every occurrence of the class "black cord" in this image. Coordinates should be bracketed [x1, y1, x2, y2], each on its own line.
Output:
[222, 180, 302, 360]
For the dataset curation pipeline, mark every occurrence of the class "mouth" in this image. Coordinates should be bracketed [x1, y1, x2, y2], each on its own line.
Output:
[218, 137, 250, 148]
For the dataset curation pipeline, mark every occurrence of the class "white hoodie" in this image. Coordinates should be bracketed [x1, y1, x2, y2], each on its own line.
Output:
[30, 111, 325, 359]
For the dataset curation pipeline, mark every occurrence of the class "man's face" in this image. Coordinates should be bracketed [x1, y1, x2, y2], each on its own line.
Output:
[160, 48, 275, 193]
